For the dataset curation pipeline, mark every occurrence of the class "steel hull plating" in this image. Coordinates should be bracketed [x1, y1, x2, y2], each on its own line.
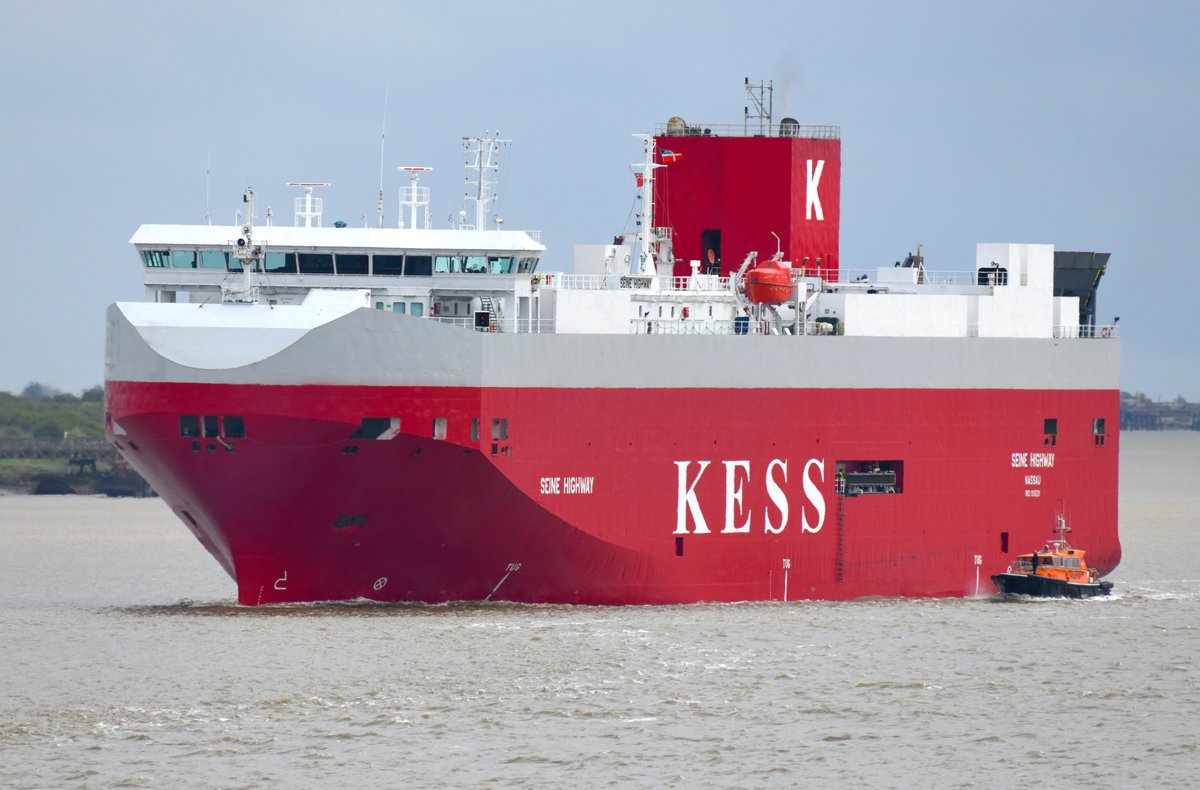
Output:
[105, 374, 1121, 605]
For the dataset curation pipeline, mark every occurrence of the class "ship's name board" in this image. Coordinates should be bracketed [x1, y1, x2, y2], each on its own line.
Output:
[539, 476, 595, 495]
[1010, 452, 1055, 468]
[673, 458, 826, 536]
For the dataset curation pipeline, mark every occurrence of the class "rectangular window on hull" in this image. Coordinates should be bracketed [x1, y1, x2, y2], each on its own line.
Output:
[432, 418, 447, 440]
[348, 417, 399, 440]
[1043, 418, 1058, 447]
[1093, 417, 1106, 447]
[491, 418, 509, 441]
[223, 416, 245, 439]
[179, 415, 200, 437]
[1001, 531, 1010, 554]
[202, 416, 219, 438]
[835, 460, 904, 496]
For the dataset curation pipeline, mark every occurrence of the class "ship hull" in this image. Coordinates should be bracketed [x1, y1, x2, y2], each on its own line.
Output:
[105, 304, 1121, 605]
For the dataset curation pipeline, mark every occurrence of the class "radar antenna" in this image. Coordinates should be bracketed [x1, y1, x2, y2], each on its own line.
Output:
[397, 166, 433, 229]
[287, 182, 331, 227]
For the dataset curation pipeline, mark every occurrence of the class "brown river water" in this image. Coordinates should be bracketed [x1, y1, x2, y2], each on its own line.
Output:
[0, 431, 1196, 788]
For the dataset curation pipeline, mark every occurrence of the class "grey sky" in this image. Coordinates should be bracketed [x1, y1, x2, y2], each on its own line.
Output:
[2, 0, 1196, 398]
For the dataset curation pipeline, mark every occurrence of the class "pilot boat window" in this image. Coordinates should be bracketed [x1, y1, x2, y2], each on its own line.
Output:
[336, 254, 368, 275]
[435, 255, 461, 273]
[489, 256, 514, 274]
[463, 255, 487, 273]
[405, 255, 433, 276]
[392, 303, 405, 314]
[374, 254, 404, 276]
[171, 250, 197, 269]
[516, 257, 539, 273]
[410, 302, 424, 317]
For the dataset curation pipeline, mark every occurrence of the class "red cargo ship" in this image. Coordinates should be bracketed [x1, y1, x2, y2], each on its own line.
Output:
[105, 83, 1120, 605]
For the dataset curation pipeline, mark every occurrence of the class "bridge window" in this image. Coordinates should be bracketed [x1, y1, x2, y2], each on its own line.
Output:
[297, 253, 334, 275]
[199, 250, 226, 270]
[489, 256, 514, 273]
[264, 252, 295, 274]
[374, 254, 404, 276]
[516, 257, 539, 273]
[435, 255, 461, 273]
[336, 253, 368, 275]
[171, 250, 197, 268]
[405, 255, 433, 276]
[142, 250, 169, 268]
[463, 255, 487, 273]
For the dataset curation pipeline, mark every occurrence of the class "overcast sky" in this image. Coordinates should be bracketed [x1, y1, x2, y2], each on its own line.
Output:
[2, 0, 1196, 398]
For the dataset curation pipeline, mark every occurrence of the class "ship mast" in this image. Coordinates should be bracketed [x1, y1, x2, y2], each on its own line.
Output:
[224, 187, 264, 304]
[462, 132, 509, 230]
[632, 134, 663, 281]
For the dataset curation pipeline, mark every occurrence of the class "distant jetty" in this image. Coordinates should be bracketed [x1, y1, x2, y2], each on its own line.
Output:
[1121, 393, 1200, 431]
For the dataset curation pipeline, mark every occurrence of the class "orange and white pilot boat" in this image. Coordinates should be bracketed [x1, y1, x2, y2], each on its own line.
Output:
[992, 515, 1114, 599]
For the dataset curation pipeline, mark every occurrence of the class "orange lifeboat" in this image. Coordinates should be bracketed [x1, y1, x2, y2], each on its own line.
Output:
[744, 258, 794, 304]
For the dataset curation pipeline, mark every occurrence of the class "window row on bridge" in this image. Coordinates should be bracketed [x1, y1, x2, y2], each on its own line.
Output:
[141, 250, 539, 276]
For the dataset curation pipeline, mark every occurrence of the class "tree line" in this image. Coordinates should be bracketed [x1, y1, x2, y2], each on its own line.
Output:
[0, 383, 105, 440]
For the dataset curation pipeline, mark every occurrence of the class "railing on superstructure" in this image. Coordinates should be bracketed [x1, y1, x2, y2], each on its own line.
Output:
[546, 274, 731, 291]
[430, 316, 556, 334]
[654, 123, 840, 140]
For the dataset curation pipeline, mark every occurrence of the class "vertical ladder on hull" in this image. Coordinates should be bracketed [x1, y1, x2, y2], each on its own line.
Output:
[836, 494, 846, 582]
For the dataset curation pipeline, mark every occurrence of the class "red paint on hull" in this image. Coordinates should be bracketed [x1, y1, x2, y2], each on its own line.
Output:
[106, 381, 1120, 605]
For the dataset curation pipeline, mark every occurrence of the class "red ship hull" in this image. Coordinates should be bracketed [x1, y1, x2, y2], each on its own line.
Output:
[106, 380, 1120, 605]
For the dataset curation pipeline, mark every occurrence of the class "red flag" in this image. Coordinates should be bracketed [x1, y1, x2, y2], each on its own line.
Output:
[635, 172, 644, 187]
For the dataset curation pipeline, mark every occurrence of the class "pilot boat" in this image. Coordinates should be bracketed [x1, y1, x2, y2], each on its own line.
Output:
[991, 515, 1114, 599]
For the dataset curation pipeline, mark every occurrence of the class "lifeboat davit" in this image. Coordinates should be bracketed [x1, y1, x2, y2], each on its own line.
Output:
[744, 258, 794, 304]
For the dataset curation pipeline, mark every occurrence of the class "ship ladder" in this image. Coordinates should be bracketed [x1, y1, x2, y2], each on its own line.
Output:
[836, 494, 846, 583]
[478, 296, 501, 331]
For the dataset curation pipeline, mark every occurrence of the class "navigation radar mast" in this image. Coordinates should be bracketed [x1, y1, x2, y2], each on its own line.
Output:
[287, 182, 331, 227]
[397, 167, 433, 229]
